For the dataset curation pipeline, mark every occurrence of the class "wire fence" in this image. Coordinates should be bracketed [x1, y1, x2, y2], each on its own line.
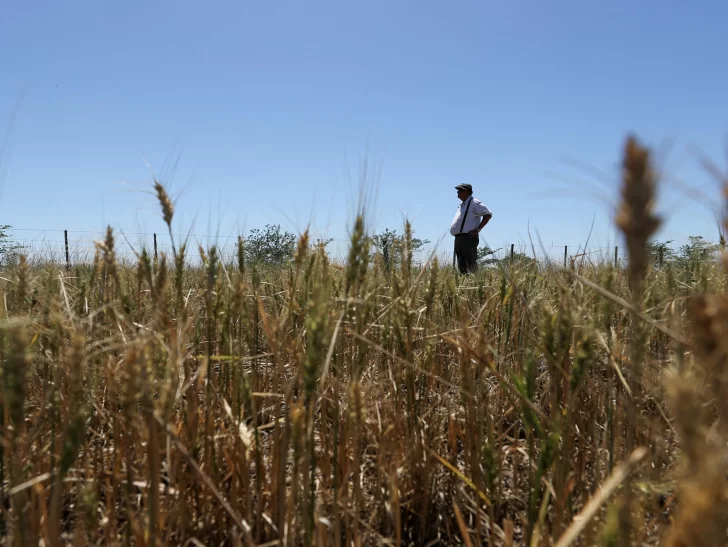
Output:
[4, 227, 628, 269]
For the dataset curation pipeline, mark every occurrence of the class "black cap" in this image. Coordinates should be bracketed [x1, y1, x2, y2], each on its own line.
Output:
[455, 183, 472, 192]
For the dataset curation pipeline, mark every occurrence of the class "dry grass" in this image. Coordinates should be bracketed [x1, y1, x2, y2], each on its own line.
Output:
[0, 135, 727, 546]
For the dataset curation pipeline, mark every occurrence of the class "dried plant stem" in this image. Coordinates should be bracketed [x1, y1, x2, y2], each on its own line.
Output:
[555, 446, 647, 547]
[154, 415, 255, 547]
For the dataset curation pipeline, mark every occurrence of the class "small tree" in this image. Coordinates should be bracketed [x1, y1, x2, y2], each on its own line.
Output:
[245, 224, 297, 265]
[646, 239, 677, 266]
[477, 244, 499, 267]
[479, 245, 536, 268]
[678, 236, 718, 264]
[371, 228, 430, 270]
[506, 250, 538, 268]
[0, 225, 22, 266]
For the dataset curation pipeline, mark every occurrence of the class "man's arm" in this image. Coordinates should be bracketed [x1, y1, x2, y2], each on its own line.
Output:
[477, 213, 491, 232]
[468, 200, 492, 235]
[469, 213, 491, 237]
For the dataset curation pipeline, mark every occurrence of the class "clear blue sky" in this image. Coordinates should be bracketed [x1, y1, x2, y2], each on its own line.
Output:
[1, 0, 726, 261]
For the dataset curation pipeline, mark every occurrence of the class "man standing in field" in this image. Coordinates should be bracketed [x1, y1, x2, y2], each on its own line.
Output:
[450, 183, 492, 274]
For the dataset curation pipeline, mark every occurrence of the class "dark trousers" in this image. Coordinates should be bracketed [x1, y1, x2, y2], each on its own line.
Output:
[454, 234, 478, 274]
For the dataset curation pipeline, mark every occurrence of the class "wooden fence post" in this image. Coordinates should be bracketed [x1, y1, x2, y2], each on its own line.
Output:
[154, 233, 158, 262]
[64, 230, 70, 270]
[510, 244, 514, 262]
[614, 246, 619, 268]
[564, 245, 568, 267]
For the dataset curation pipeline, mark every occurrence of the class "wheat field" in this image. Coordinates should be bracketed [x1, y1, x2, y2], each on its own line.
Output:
[0, 135, 726, 546]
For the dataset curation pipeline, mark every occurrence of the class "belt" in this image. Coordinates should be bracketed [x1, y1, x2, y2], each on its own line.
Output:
[455, 233, 475, 237]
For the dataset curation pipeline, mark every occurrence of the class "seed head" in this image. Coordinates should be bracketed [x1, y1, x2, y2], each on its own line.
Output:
[615, 135, 661, 295]
[154, 180, 175, 228]
[17, 254, 28, 308]
[237, 236, 245, 275]
[294, 230, 310, 268]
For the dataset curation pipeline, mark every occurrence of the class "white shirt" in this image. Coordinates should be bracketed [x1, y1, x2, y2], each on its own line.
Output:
[450, 196, 491, 236]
